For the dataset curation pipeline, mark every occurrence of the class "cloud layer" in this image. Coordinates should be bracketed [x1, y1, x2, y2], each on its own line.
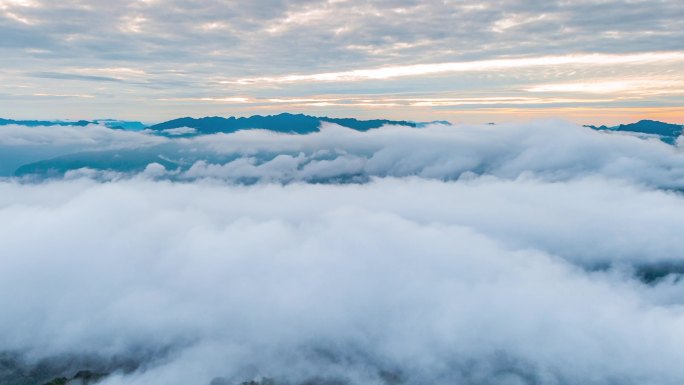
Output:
[2, 121, 684, 384]
[179, 122, 684, 188]
[0, 122, 164, 175]
[1, 0, 683, 121]
[6, 121, 684, 190]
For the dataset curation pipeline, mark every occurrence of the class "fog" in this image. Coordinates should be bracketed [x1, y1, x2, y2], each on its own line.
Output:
[0, 123, 164, 176]
[4, 121, 684, 190]
[2, 122, 684, 384]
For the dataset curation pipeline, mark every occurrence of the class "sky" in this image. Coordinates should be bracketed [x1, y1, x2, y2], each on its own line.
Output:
[1, 0, 683, 124]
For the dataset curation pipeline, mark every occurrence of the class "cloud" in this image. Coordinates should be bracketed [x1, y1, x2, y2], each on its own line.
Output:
[6, 121, 684, 189]
[0, 123, 159, 147]
[160, 126, 198, 136]
[226, 52, 684, 85]
[0, 123, 164, 175]
[173, 122, 684, 189]
[2, 176, 684, 384]
[3, 120, 684, 384]
[1, 0, 684, 121]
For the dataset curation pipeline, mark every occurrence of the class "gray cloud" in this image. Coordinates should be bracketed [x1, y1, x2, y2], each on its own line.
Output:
[3, 0, 682, 67]
[1, 0, 683, 121]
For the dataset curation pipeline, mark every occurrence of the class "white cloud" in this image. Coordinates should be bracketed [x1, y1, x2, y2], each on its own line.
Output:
[161, 126, 198, 136]
[227, 52, 684, 85]
[0, 123, 162, 147]
[3, 120, 684, 384]
[525, 79, 684, 95]
[2, 176, 684, 384]
[169, 122, 684, 189]
[6, 121, 684, 188]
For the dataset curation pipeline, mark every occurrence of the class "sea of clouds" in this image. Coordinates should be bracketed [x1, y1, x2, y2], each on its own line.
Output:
[3, 121, 684, 188]
[2, 121, 684, 385]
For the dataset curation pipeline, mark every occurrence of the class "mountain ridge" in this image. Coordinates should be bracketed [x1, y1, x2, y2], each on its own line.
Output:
[584, 119, 683, 143]
[3, 116, 683, 141]
[148, 112, 419, 135]
[0, 118, 146, 131]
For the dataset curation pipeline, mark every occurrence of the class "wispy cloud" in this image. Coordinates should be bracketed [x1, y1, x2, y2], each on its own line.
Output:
[156, 97, 250, 103]
[226, 52, 684, 84]
[524, 79, 684, 95]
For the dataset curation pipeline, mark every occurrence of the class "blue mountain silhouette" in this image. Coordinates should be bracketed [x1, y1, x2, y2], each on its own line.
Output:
[0, 118, 146, 130]
[614, 120, 683, 137]
[585, 120, 683, 143]
[149, 113, 417, 134]
[0, 118, 92, 127]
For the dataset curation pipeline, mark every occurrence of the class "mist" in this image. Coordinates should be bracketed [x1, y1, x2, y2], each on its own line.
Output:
[2, 121, 684, 384]
[4, 121, 684, 190]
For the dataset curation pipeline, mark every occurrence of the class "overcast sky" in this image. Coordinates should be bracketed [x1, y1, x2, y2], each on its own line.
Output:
[1, 0, 683, 123]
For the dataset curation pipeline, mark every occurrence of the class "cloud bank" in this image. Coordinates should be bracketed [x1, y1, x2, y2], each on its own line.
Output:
[6, 121, 684, 190]
[2, 121, 684, 384]
[0, 122, 164, 175]
[180, 122, 684, 189]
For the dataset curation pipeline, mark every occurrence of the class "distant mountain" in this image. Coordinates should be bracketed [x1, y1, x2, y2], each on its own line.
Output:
[0, 118, 92, 127]
[0, 118, 146, 130]
[585, 120, 683, 144]
[615, 120, 683, 137]
[13, 146, 180, 177]
[149, 113, 418, 135]
[0, 114, 441, 136]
